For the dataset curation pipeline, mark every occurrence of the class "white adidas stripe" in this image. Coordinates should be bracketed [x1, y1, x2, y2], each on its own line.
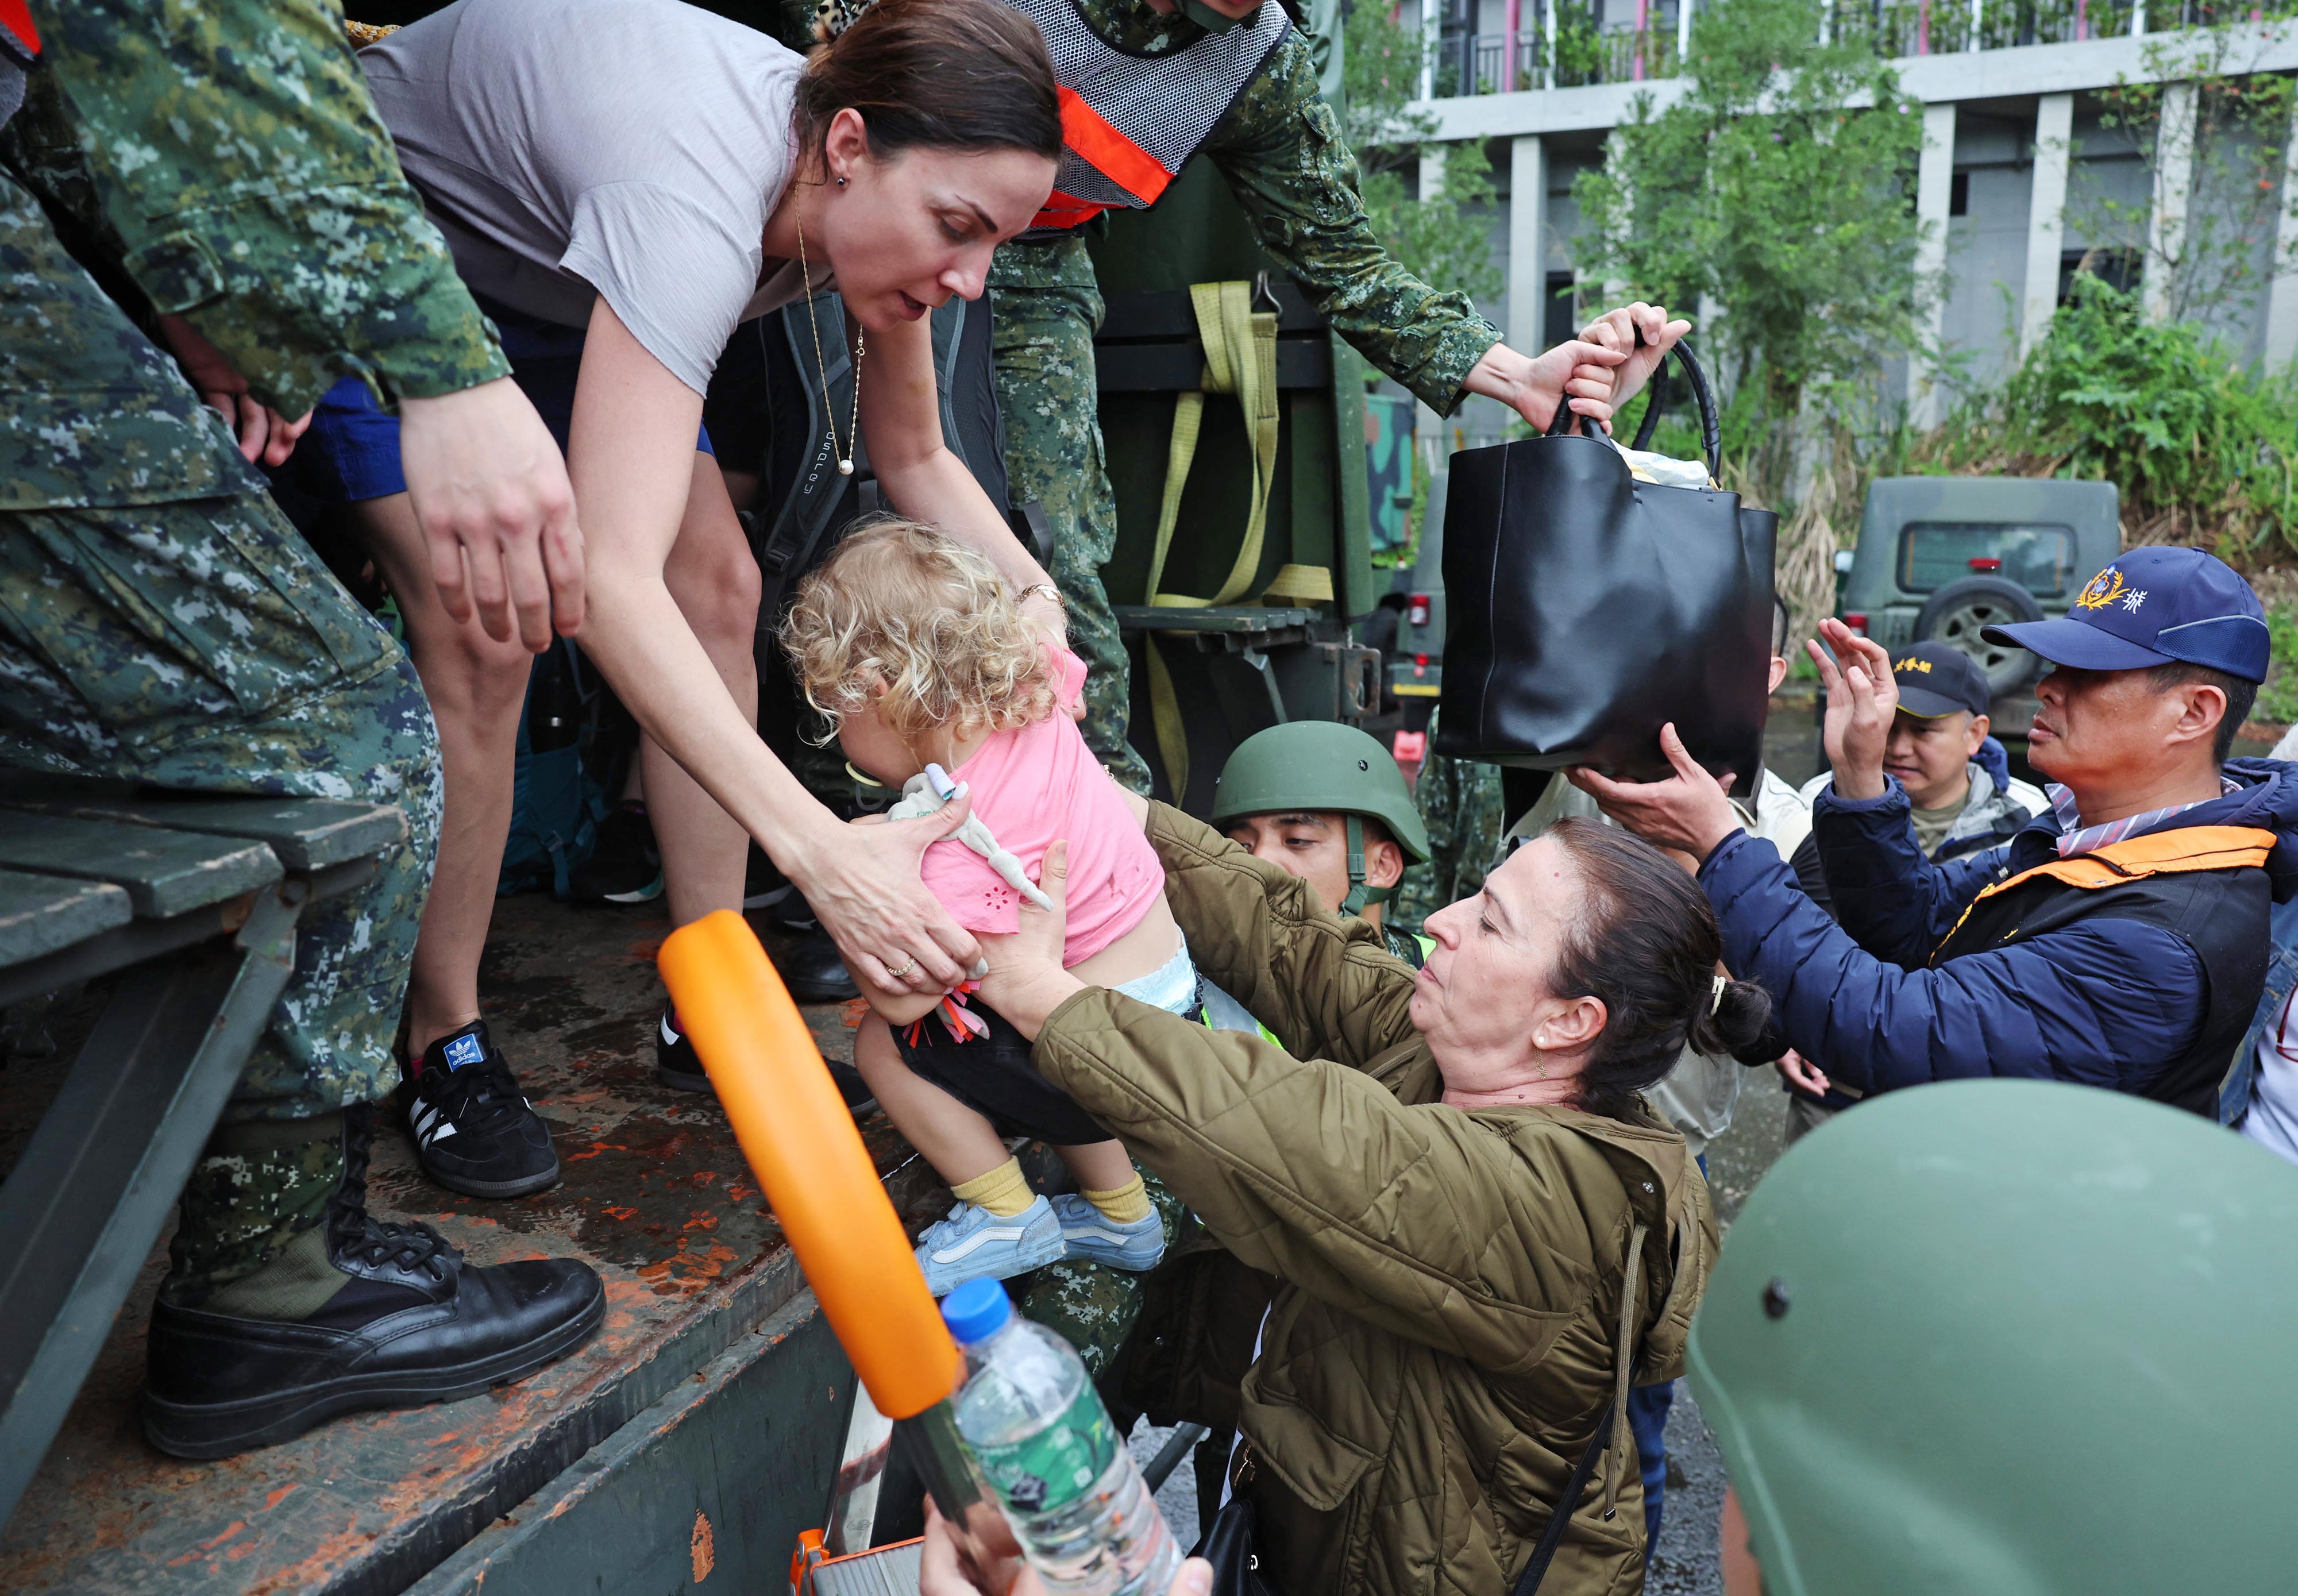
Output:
[660, 1012, 681, 1047]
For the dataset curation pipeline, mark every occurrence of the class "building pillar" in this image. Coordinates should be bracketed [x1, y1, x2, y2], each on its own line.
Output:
[1417, 148, 1450, 444]
[1507, 134, 1550, 356]
[2262, 94, 2298, 371]
[2142, 79, 2197, 323]
[1420, 0, 1441, 100]
[1908, 102, 1958, 428]
[2020, 92, 2075, 360]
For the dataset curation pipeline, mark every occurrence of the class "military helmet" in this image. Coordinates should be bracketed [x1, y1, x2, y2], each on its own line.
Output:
[1688, 1079, 2298, 1596]
[1211, 723, 1430, 916]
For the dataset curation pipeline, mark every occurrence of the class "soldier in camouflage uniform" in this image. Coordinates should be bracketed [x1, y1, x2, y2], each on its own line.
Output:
[1391, 714, 1508, 937]
[2, 1, 600, 1458]
[986, 0, 1641, 792]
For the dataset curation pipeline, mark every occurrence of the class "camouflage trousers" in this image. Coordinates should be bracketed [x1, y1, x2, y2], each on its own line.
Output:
[1391, 722, 1507, 934]
[1012, 1165, 1186, 1378]
[989, 236, 1152, 794]
[0, 169, 443, 1300]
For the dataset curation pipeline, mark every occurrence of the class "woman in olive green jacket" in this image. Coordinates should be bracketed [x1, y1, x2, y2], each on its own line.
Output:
[972, 803, 1760, 1596]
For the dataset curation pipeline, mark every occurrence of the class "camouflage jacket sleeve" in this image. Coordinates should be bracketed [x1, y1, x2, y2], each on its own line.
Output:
[1205, 34, 1500, 415]
[28, 0, 508, 415]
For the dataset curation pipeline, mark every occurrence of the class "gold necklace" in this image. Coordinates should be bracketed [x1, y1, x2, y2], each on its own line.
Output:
[795, 196, 862, 476]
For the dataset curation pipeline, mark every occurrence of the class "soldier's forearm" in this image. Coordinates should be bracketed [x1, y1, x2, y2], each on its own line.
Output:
[29, 0, 507, 415]
[1205, 45, 1499, 412]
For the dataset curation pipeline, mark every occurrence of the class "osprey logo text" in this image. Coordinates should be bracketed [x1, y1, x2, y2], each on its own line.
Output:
[2075, 568, 2129, 612]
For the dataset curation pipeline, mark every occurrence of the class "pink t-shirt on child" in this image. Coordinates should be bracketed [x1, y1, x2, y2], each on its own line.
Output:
[917, 647, 1162, 967]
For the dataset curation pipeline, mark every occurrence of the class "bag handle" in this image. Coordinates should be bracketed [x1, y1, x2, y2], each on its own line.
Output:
[1509, 1220, 1649, 1596]
[1544, 332, 1722, 483]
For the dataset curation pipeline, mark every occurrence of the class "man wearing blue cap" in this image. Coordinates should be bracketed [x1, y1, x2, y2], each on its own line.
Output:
[1572, 546, 2298, 1115]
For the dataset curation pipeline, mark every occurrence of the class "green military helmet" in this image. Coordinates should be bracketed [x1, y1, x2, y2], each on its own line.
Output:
[1212, 723, 1431, 915]
[1688, 1079, 2298, 1596]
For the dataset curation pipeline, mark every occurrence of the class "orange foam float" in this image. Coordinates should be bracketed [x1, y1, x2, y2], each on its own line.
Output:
[658, 910, 959, 1420]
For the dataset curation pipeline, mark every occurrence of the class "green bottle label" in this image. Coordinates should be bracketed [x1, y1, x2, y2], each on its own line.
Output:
[970, 1387, 1119, 1516]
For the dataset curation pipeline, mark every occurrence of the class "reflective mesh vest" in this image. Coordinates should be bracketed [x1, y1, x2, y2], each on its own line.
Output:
[1006, 0, 1291, 233]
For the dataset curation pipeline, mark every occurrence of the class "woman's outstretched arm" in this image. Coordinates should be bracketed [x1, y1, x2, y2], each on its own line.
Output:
[568, 295, 982, 994]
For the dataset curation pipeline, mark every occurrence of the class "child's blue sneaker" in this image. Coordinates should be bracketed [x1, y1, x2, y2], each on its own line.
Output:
[916, 1196, 1066, 1297]
[1050, 1193, 1166, 1272]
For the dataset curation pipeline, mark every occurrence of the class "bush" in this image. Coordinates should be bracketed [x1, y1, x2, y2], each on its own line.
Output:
[1903, 276, 2298, 561]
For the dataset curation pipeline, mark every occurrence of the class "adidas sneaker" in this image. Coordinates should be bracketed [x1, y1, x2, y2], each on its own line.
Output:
[398, 1020, 560, 1198]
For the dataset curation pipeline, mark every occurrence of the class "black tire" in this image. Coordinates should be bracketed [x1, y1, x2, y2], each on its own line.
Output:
[1913, 576, 2044, 695]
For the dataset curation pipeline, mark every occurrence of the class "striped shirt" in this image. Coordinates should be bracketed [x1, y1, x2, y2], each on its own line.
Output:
[2048, 777, 2239, 859]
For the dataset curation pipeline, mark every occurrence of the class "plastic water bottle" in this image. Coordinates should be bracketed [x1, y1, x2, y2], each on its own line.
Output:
[942, 1279, 1183, 1596]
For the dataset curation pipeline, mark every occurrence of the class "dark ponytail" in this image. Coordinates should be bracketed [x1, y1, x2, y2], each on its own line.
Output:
[795, 0, 1063, 168]
[1543, 818, 1772, 1120]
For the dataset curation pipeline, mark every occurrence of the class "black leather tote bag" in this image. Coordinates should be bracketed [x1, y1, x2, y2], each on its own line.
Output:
[1433, 340, 1778, 786]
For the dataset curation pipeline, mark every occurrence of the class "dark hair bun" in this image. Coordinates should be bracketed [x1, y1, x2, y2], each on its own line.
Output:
[1688, 977, 1771, 1060]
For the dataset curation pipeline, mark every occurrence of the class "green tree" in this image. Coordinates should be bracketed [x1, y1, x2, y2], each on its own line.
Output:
[1340, 2, 1502, 308]
[1571, 0, 1932, 463]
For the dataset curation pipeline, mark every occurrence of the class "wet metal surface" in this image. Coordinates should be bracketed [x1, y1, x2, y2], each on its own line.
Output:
[0, 895, 932, 1595]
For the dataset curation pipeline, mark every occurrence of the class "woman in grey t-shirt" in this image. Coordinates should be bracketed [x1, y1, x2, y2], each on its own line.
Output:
[299, 0, 1064, 1186]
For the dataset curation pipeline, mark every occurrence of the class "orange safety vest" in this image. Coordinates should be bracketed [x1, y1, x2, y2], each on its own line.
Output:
[1006, 0, 1291, 234]
[1932, 824, 2278, 963]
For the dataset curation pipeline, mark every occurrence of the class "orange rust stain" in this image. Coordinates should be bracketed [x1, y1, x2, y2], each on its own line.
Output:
[691, 1509, 716, 1582]
[603, 1205, 639, 1221]
[842, 998, 871, 1028]
[263, 1485, 299, 1512]
[187, 1520, 247, 1556]
[682, 1213, 721, 1232]
[245, 1520, 380, 1595]
[562, 1141, 630, 1165]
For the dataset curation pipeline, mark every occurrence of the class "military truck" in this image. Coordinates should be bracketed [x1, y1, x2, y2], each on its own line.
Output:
[1833, 477, 2122, 696]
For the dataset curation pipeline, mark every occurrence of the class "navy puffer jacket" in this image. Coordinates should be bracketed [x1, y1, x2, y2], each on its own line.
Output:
[1699, 758, 2298, 1100]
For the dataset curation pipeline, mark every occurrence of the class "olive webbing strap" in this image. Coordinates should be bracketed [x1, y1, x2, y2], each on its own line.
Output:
[1509, 1221, 1649, 1596]
[1143, 281, 1282, 801]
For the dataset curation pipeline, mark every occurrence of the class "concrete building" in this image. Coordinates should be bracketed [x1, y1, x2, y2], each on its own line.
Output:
[1389, 7, 2298, 448]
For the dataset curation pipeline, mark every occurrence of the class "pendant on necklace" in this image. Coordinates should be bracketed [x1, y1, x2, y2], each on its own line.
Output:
[837, 458, 854, 476]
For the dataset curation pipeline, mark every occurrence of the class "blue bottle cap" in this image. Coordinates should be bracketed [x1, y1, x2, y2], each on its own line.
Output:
[940, 1278, 1013, 1344]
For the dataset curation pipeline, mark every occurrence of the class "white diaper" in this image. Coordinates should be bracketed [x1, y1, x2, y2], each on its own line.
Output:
[1112, 938, 1201, 1016]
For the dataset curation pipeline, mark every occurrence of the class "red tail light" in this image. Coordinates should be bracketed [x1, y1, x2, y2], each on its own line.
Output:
[1968, 556, 2002, 572]
[1406, 593, 1432, 627]
[1842, 614, 1869, 636]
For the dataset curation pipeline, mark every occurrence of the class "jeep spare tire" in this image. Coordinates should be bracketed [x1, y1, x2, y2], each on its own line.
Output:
[1914, 576, 2043, 695]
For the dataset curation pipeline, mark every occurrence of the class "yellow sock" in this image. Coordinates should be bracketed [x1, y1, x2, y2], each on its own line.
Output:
[1081, 1175, 1151, 1225]
[951, 1157, 1035, 1219]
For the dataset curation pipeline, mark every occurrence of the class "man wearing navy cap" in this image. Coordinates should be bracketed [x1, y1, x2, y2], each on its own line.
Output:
[1778, 639, 2045, 1139]
[1574, 546, 2298, 1116]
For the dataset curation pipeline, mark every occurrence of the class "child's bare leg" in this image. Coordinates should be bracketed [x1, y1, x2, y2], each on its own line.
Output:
[853, 1015, 1010, 1186]
[1054, 1139, 1138, 1194]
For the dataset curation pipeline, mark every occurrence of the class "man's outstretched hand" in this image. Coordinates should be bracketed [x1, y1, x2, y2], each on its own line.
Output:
[1567, 723, 1741, 862]
[1809, 618, 1898, 801]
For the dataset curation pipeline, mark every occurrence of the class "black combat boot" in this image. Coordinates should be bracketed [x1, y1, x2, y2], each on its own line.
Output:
[142, 1107, 603, 1459]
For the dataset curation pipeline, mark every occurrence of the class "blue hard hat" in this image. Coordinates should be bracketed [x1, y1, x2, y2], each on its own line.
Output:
[1981, 546, 2269, 683]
